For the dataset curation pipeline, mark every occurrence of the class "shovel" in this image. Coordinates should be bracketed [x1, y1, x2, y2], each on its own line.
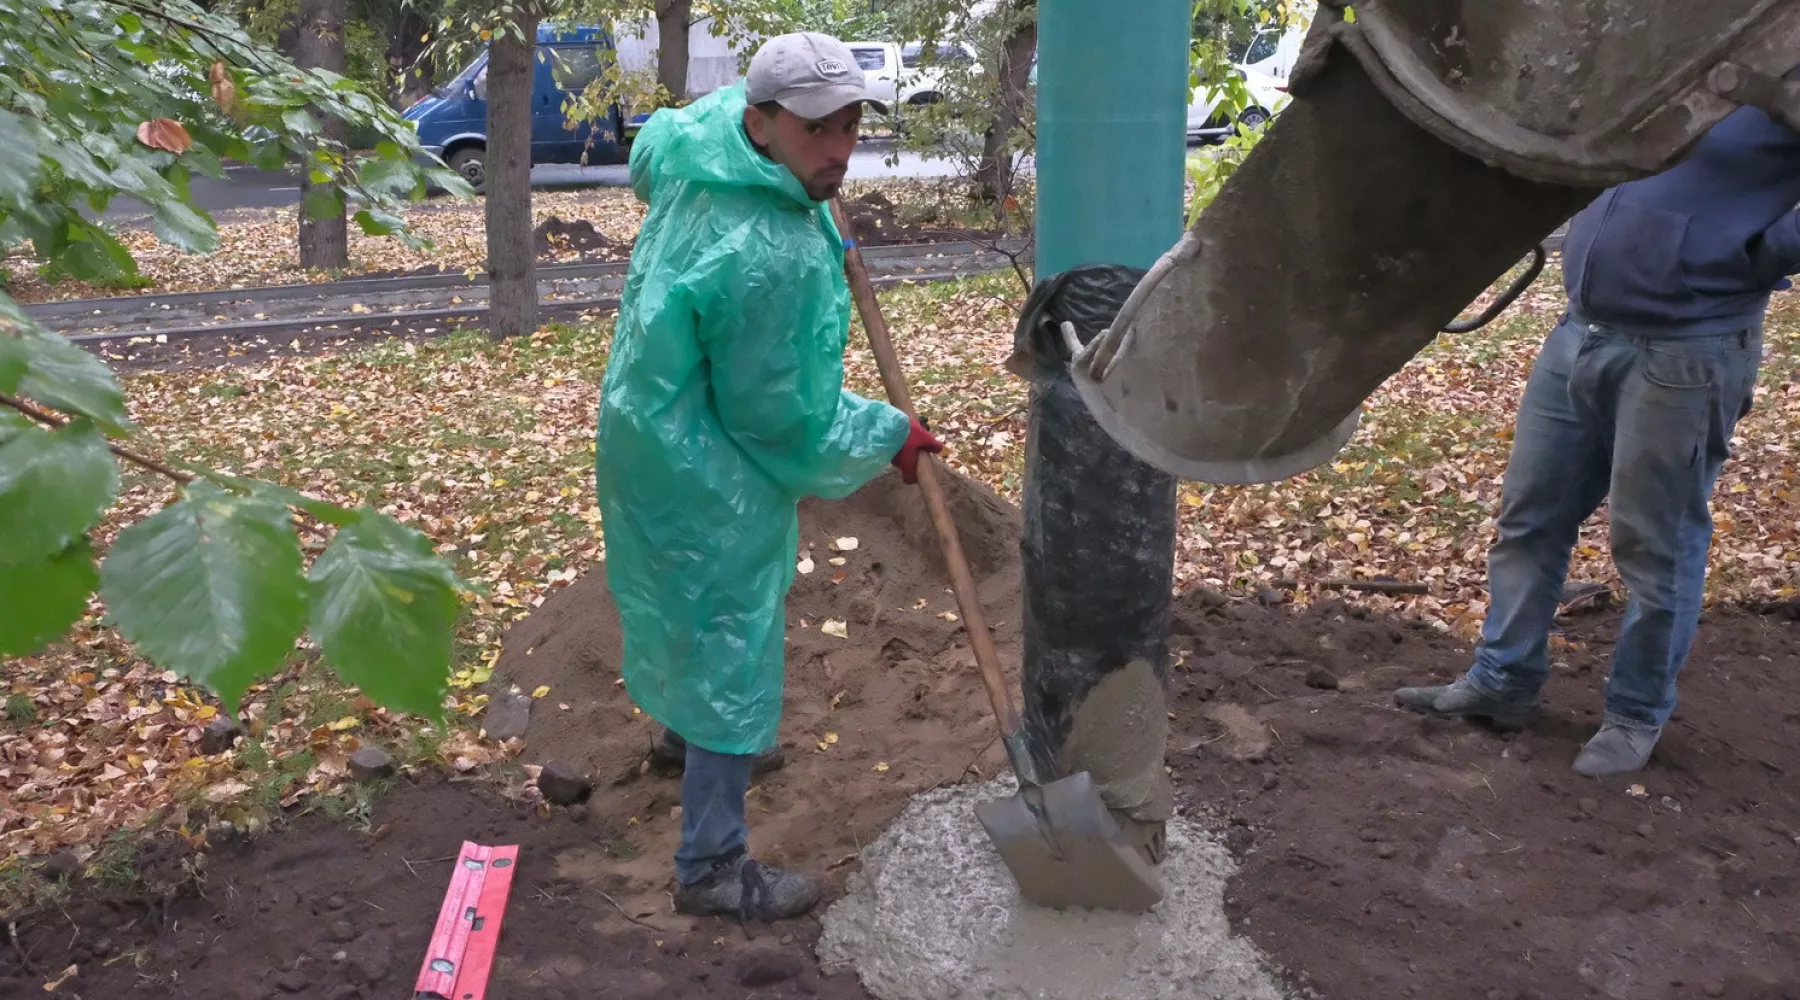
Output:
[828, 200, 1164, 913]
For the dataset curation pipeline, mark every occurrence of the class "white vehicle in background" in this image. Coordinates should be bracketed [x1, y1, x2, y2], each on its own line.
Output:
[1185, 16, 1309, 143]
[845, 41, 978, 113]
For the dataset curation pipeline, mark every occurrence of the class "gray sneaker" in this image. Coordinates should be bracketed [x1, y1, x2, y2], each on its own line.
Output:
[673, 849, 822, 921]
[1394, 675, 1540, 730]
[1572, 722, 1662, 777]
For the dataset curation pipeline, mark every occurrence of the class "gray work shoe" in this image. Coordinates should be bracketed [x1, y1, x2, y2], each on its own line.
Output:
[1394, 675, 1540, 730]
[673, 849, 822, 921]
[1572, 722, 1662, 778]
[652, 728, 786, 776]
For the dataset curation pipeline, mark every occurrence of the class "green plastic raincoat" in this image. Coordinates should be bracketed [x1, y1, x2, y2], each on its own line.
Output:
[595, 82, 910, 756]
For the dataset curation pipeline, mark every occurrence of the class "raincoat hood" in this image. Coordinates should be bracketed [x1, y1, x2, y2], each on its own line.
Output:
[628, 82, 813, 209]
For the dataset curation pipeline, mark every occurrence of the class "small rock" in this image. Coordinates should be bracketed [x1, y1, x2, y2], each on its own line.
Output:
[332, 950, 349, 963]
[1587, 840, 1608, 856]
[736, 948, 804, 987]
[200, 717, 243, 755]
[348, 747, 395, 782]
[274, 969, 310, 993]
[1303, 666, 1340, 690]
[1255, 586, 1289, 607]
[1636, 823, 1654, 838]
[1358, 828, 1381, 843]
[1261, 771, 1279, 791]
[538, 760, 592, 805]
[325, 894, 346, 911]
[40, 850, 81, 882]
[1375, 843, 1398, 859]
[568, 803, 589, 824]
[1578, 797, 1599, 817]
[1188, 586, 1229, 608]
[329, 919, 355, 943]
[482, 690, 533, 742]
[1515, 744, 1535, 762]
[350, 948, 391, 984]
[1703, 983, 1725, 998]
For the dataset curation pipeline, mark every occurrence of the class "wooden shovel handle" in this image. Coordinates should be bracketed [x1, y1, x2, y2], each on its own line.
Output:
[828, 199, 1024, 737]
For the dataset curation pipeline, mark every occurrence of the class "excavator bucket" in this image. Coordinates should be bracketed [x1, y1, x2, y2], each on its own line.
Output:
[1071, 0, 1800, 484]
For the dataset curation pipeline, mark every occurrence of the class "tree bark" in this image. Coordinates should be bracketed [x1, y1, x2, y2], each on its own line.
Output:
[654, 0, 692, 102]
[485, 10, 540, 339]
[294, 0, 350, 270]
[974, 0, 1038, 206]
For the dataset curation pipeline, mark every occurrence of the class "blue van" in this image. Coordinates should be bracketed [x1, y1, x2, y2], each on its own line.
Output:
[403, 24, 630, 193]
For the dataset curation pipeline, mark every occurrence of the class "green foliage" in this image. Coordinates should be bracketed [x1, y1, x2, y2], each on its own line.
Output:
[0, 0, 477, 723]
[100, 483, 310, 717]
[1186, 119, 1267, 227]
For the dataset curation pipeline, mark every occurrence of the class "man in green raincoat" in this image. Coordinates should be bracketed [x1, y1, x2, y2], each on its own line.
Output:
[595, 32, 944, 920]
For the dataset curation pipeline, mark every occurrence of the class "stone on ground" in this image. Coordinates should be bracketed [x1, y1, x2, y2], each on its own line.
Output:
[817, 777, 1290, 1000]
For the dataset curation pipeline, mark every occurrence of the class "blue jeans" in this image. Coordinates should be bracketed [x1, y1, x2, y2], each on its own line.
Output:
[673, 741, 755, 885]
[1465, 314, 1761, 728]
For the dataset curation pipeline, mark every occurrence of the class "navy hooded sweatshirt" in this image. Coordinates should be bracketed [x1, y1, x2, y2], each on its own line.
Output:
[1562, 104, 1800, 337]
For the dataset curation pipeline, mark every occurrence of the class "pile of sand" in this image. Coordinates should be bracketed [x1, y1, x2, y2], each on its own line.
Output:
[494, 468, 1024, 916]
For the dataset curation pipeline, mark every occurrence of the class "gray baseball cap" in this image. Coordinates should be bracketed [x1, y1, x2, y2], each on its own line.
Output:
[745, 32, 889, 119]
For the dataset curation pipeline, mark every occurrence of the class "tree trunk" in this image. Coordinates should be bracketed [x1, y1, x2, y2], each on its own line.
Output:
[485, 9, 540, 339]
[654, 0, 692, 102]
[390, 10, 434, 108]
[974, 1, 1038, 206]
[294, 0, 350, 270]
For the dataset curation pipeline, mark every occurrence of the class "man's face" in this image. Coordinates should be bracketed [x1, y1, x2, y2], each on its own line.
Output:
[744, 102, 863, 202]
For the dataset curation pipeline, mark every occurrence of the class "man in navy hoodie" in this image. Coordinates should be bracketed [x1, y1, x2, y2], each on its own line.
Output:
[1395, 103, 1800, 777]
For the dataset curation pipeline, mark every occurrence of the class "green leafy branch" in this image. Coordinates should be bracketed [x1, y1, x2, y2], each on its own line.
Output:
[1, 305, 468, 722]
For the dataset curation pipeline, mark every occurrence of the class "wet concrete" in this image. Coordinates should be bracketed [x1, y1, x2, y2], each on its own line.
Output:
[817, 777, 1290, 1000]
[1058, 658, 1173, 862]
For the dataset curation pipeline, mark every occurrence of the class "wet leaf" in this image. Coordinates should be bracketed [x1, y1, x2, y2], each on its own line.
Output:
[308, 509, 462, 720]
[0, 420, 117, 566]
[100, 482, 307, 716]
[531, 685, 551, 698]
[135, 118, 192, 153]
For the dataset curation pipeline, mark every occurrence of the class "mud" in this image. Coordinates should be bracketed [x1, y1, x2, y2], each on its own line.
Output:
[532, 216, 633, 262]
[816, 777, 1289, 1000]
[1059, 657, 1173, 827]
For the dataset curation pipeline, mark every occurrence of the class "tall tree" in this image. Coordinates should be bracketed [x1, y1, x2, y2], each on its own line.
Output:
[973, 0, 1036, 206]
[653, 0, 691, 100]
[484, 2, 543, 337]
[294, 0, 352, 269]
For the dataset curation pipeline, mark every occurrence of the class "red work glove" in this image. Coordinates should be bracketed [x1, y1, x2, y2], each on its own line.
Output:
[892, 415, 945, 485]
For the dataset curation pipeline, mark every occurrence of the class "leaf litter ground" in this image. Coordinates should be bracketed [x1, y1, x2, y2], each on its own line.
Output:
[3, 251, 1800, 998]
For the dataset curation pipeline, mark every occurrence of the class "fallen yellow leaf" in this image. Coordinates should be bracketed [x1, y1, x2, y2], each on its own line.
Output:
[822, 619, 849, 639]
[874, 762, 890, 772]
[327, 716, 361, 731]
[824, 732, 839, 745]
[531, 685, 551, 699]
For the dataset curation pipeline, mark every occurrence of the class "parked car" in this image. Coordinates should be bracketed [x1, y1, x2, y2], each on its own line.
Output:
[844, 40, 978, 114]
[403, 24, 629, 193]
[1186, 65, 1291, 143]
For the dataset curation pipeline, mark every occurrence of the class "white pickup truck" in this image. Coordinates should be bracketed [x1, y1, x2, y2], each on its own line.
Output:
[844, 41, 978, 112]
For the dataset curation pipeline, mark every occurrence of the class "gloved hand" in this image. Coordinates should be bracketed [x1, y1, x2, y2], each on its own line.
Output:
[891, 415, 945, 485]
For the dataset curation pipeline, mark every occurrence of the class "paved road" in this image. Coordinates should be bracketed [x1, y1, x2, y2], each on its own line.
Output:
[102, 139, 1011, 222]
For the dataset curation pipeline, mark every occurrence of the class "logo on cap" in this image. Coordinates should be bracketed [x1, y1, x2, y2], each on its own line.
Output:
[816, 58, 848, 77]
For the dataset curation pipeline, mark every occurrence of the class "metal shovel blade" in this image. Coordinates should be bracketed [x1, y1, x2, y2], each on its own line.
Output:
[973, 770, 1164, 913]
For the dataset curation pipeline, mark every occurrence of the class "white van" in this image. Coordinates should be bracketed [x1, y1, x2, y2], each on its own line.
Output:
[1186, 15, 1310, 143]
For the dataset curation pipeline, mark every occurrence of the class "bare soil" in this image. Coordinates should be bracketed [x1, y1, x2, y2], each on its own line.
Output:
[4, 469, 1797, 1000]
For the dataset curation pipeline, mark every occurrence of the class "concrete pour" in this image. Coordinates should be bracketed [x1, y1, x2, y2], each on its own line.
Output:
[816, 777, 1292, 1000]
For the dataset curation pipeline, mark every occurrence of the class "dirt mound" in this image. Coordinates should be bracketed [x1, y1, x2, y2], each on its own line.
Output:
[1166, 595, 1800, 1000]
[493, 467, 1022, 919]
[532, 216, 632, 261]
[840, 191, 1001, 248]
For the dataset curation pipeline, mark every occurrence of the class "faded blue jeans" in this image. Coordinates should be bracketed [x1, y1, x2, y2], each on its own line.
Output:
[1465, 313, 1761, 728]
[673, 741, 755, 885]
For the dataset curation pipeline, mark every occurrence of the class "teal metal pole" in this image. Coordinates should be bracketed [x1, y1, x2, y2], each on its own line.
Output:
[1036, 0, 1191, 277]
